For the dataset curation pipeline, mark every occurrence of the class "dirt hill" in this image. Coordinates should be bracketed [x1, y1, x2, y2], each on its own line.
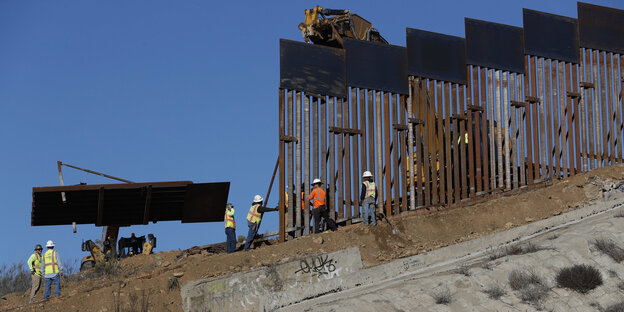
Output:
[3, 164, 624, 311]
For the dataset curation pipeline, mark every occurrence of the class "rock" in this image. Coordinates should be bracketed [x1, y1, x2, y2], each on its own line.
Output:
[282, 257, 291, 263]
[138, 273, 152, 279]
[361, 244, 366, 248]
[162, 261, 171, 267]
[201, 250, 209, 256]
[173, 272, 184, 278]
[394, 241, 406, 248]
[121, 282, 127, 288]
[525, 217, 534, 222]
[313, 237, 324, 244]
[504, 222, 513, 228]
[229, 266, 234, 270]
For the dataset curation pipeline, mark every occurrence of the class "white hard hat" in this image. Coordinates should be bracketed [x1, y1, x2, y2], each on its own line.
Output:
[312, 178, 322, 185]
[363, 171, 373, 178]
[253, 195, 263, 203]
[46, 240, 55, 248]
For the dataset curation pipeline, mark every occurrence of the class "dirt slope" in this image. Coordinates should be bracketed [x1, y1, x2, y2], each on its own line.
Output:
[3, 165, 624, 311]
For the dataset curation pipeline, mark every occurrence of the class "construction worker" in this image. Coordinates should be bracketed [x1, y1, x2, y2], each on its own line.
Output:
[309, 178, 337, 233]
[244, 195, 278, 251]
[224, 203, 236, 253]
[360, 171, 378, 226]
[27, 244, 43, 304]
[42, 240, 63, 300]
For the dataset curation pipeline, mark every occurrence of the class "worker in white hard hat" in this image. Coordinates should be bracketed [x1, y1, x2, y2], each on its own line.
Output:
[244, 195, 278, 251]
[41, 240, 63, 300]
[308, 178, 337, 233]
[360, 171, 378, 226]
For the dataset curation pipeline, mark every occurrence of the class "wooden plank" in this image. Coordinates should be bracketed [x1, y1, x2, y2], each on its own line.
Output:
[444, 82, 453, 203]
[279, 89, 285, 241]
[453, 83, 461, 201]
[495, 70, 504, 189]
[537, 58, 547, 180]
[399, 94, 408, 212]
[558, 61, 569, 177]
[572, 64, 583, 173]
[352, 89, 360, 218]
[473, 67, 483, 192]
[544, 60, 554, 179]
[392, 94, 400, 214]
[503, 71, 511, 190]
[487, 68, 496, 190]
[344, 94, 352, 223]
[304, 95, 311, 234]
[510, 74, 519, 189]
[336, 97, 344, 220]
[422, 81, 431, 206]
[434, 81, 444, 205]
[375, 92, 384, 214]
[523, 56, 535, 184]
[459, 84, 468, 198]
[599, 52, 609, 167]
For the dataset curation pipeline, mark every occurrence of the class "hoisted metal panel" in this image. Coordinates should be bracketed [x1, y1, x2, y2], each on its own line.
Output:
[279, 39, 347, 98]
[343, 38, 409, 94]
[465, 18, 525, 74]
[406, 28, 467, 84]
[578, 2, 624, 54]
[523, 9, 580, 63]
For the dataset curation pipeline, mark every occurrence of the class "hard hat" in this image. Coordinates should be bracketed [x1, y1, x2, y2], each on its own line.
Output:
[46, 240, 55, 248]
[253, 195, 263, 203]
[35, 244, 43, 250]
[363, 171, 373, 178]
[312, 178, 322, 185]
[226, 203, 234, 209]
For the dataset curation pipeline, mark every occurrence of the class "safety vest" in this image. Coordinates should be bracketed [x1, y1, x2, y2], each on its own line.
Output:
[309, 187, 326, 209]
[363, 181, 376, 198]
[225, 209, 235, 229]
[285, 192, 289, 208]
[246, 204, 262, 224]
[43, 250, 59, 275]
[30, 253, 42, 276]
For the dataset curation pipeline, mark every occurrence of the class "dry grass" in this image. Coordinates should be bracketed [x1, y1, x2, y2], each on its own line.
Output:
[555, 264, 603, 294]
[614, 211, 624, 218]
[592, 238, 624, 263]
[482, 283, 506, 300]
[454, 264, 471, 276]
[508, 268, 549, 304]
[489, 243, 549, 260]
[0, 263, 30, 297]
[167, 277, 179, 291]
[431, 287, 452, 305]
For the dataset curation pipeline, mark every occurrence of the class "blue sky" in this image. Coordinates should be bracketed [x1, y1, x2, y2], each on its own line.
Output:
[1, 0, 621, 267]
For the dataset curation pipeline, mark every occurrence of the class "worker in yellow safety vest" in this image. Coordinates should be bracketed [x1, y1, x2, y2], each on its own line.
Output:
[224, 203, 236, 253]
[41, 240, 63, 300]
[27, 244, 43, 303]
[244, 195, 278, 251]
[360, 171, 378, 226]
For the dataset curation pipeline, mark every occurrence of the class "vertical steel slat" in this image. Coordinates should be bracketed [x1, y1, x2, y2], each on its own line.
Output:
[510, 74, 519, 189]
[488, 68, 496, 189]
[352, 89, 360, 218]
[434, 81, 444, 205]
[320, 96, 327, 226]
[337, 97, 344, 220]
[552, 61, 561, 178]
[620, 55, 624, 161]
[295, 92, 302, 235]
[459, 84, 468, 198]
[572, 64, 582, 173]
[584, 49, 595, 170]
[344, 94, 352, 223]
[399, 94, 408, 212]
[279, 89, 286, 242]
[558, 61, 568, 177]
[429, 81, 439, 205]
[607, 53, 616, 164]
[544, 60, 554, 179]
[416, 80, 425, 207]
[495, 70, 504, 188]
[537, 59, 548, 180]
[313, 95, 319, 181]
[422, 81, 431, 206]
[392, 94, 400, 214]
[304, 95, 311, 234]
[480, 67, 490, 191]
[565, 62, 575, 176]
[530, 57, 541, 181]
[384, 92, 392, 216]
[368, 90, 376, 185]
[408, 79, 416, 211]
[466, 71, 476, 196]
[503, 71, 511, 190]
[473, 67, 483, 192]
[517, 74, 526, 187]
[287, 90, 295, 237]
[523, 57, 535, 184]
[328, 97, 335, 222]
[360, 89, 367, 178]
[599, 52, 609, 166]
[614, 54, 622, 163]
[452, 83, 461, 201]
[444, 82, 453, 204]
[593, 50, 604, 167]
[375, 91, 384, 214]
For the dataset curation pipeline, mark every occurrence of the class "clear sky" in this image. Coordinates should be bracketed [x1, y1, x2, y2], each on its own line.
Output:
[1, 0, 621, 267]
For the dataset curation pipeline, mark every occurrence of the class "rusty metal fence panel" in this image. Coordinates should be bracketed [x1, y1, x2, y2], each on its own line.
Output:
[277, 3, 624, 242]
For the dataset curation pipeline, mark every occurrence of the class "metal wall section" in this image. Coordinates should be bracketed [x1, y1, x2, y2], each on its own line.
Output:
[406, 28, 467, 85]
[578, 2, 624, 54]
[523, 9, 580, 64]
[465, 18, 525, 74]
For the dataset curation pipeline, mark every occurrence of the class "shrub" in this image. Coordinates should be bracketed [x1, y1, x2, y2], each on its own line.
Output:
[454, 264, 471, 276]
[592, 238, 624, 263]
[431, 287, 452, 305]
[519, 284, 549, 303]
[555, 264, 603, 294]
[606, 301, 624, 312]
[0, 263, 30, 297]
[167, 277, 179, 291]
[489, 243, 548, 260]
[482, 283, 506, 300]
[508, 268, 545, 291]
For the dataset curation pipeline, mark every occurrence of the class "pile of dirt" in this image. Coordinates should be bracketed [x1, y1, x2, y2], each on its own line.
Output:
[3, 164, 624, 311]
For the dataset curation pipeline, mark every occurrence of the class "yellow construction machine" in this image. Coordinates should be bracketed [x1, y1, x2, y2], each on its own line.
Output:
[80, 240, 107, 271]
[298, 6, 388, 48]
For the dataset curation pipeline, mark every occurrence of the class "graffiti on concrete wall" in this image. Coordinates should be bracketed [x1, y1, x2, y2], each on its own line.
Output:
[295, 254, 337, 277]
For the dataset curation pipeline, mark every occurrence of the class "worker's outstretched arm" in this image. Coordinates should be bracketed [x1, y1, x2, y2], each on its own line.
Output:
[256, 206, 278, 213]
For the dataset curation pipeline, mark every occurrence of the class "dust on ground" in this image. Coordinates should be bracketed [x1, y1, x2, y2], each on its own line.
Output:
[3, 164, 624, 311]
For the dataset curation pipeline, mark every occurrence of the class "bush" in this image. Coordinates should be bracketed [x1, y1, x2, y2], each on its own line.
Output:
[606, 301, 624, 312]
[0, 263, 30, 297]
[508, 268, 549, 304]
[454, 264, 471, 276]
[518, 284, 549, 303]
[592, 238, 624, 263]
[482, 283, 506, 300]
[167, 277, 179, 291]
[489, 243, 548, 260]
[555, 264, 603, 294]
[431, 287, 452, 305]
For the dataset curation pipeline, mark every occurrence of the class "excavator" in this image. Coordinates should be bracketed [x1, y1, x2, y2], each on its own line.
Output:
[298, 6, 388, 48]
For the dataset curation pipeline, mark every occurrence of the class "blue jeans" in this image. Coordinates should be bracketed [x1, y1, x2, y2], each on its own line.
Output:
[44, 274, 60, 299]
[361, 197, 377, 225]
[225, 227, 236, 253]
[244, 221, 258, 251]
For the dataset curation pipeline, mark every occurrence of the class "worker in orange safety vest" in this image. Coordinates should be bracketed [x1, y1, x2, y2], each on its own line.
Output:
[309, 178, 337, 233]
